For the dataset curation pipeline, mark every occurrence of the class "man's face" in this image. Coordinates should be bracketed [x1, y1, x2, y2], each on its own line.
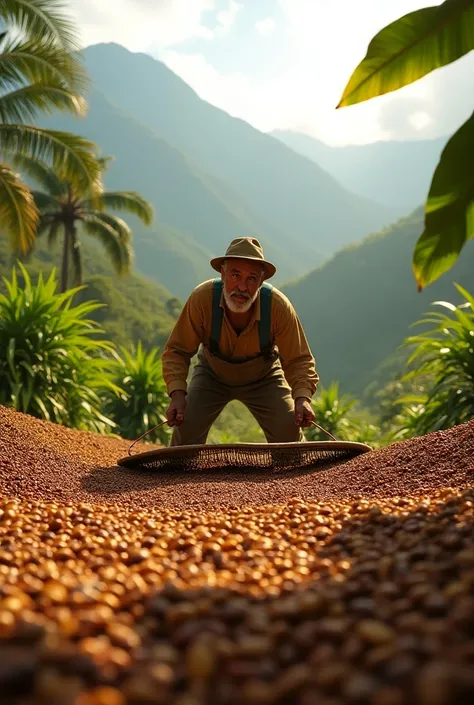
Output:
[221, 258, 264, 313]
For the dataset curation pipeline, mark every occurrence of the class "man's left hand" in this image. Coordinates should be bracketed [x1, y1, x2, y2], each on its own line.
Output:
[295, 397, 315, 428]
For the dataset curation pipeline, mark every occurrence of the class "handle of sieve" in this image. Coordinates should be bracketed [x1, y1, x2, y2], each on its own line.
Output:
[310, 421, 338, 442]
[128, 419, 169, 456]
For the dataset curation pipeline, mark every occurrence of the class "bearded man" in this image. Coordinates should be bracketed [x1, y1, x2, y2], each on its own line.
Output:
[162, 237, 319, 445]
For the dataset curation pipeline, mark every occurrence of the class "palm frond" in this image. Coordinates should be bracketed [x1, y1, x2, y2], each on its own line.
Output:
[81, 213, 133, 275]
[0, 0, 83, 54]
[36, 215, 60, 245]
[0, 161, 39, 252]
[81, 210, 132, 244]
[14, 155, 64, 195]
[31, 188, 60, 211]
[46, 219, 61, 248]
[0, 36, 89, 93]
[0, 124, 102, 194]
[0, 82, 86, 124]
[85, 191, 154, 225]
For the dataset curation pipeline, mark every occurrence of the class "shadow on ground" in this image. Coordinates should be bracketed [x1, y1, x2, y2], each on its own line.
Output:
[81, 461, 335, 496]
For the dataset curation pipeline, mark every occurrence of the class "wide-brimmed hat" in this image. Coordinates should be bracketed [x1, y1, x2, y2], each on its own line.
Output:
[210, 237, 276, 280]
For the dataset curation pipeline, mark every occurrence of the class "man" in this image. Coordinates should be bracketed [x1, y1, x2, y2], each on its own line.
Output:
[162, 237, 319, 445]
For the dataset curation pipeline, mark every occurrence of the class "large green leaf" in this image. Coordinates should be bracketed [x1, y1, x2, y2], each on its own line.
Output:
[0, 162, 39, 251]
[412, 110, 474, 290]
[337, 0, 474, 108]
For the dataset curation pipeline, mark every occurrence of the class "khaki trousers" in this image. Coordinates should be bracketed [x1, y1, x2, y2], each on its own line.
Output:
[171, 358, 304, 446]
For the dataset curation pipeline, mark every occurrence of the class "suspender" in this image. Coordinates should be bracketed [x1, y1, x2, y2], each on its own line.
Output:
[209, 279, 273, 361]
[210, 280, 224, 356]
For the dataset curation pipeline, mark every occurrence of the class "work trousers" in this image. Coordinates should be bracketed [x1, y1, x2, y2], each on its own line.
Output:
[170, 359, 304, 446]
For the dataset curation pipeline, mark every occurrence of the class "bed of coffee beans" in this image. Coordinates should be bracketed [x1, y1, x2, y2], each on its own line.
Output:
[1, 406, 473, 704]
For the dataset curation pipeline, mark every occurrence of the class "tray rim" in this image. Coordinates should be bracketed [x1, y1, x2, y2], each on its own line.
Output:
[117, 439, 373, 468]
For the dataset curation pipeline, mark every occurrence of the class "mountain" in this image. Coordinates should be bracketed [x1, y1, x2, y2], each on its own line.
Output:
[271, 130, 449, 210]
[0, 233, 178, 350]
[281, 208, 474, 398]
[40, 90, 290, 297]
[79, 43, 398, 267]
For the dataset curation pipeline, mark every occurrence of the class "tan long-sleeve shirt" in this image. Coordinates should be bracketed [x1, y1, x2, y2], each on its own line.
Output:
[162, 280, 319, 400]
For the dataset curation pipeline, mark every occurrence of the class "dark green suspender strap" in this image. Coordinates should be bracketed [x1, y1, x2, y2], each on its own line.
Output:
[210, 278, 273, 360]
[210, 279, 224, 356]
[258, 281, 273, 359]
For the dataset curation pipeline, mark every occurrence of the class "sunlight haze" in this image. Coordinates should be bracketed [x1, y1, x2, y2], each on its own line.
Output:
[67, 0, 474, 144]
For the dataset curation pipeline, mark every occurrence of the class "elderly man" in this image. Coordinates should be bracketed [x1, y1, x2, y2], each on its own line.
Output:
[162, 237, 319, 445]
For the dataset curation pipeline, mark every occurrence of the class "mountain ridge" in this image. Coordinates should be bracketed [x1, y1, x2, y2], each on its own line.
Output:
[271, 129, 449, 209]
[82, 42, 399, 261]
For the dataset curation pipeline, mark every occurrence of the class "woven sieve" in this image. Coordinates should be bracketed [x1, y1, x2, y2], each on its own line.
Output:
[117, 421, 372, 472]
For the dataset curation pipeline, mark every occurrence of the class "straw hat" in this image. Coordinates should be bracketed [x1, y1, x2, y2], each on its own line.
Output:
[210, 237, 276, 280]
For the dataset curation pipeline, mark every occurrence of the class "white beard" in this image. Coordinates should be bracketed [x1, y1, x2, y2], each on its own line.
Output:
[223, 287, 259, 313]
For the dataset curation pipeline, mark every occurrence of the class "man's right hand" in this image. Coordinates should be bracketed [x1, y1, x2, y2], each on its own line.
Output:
[166, 390, 187, 426]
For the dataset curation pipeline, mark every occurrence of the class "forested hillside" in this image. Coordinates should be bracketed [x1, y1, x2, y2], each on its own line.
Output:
[282, 208, 474, 397]
[271, 130, 448, 209]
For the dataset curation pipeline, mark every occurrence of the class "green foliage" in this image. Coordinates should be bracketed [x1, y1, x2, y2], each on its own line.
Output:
[337, 1, 474, 108]
[399, 283, 474, 434]
[337, 0, 474, 289]
[0, 164, 38, 252]
[102, 342, 170, 445]
[0, 263, 116, 432]
[0, 1, 102, 252]
[0, 233, 177, 351]
[413, 112, 474, 290]
[305, 382, 360, 441]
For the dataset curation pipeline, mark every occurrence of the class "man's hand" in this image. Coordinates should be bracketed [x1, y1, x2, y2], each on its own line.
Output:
[295, 397, 315, 428]
[167, 390, 187, 427]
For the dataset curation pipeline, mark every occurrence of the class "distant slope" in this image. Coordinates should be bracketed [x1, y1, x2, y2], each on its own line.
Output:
[82, 43, 397, 267]
[282, 209, 474, 397]
[271, 130, 448, 209]
[39, 90, 297, 296]
[0, 234, 178, 350]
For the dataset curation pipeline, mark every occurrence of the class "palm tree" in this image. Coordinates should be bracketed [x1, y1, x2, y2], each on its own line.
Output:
[24, 157, 153, 291]
[0, 0, 102, 254]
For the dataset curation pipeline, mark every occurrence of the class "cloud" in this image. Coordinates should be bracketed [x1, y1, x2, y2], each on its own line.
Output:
[162, 50, 254, 119]
[216, 1, 243, 35]
[255, 18, 276, 36]
[67, 0, 233, 50]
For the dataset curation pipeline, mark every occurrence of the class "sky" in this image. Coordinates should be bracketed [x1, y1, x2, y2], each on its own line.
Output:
[69, 0, 474, 146]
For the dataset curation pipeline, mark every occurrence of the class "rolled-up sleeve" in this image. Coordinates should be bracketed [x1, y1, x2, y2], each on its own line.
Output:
[273, 295, 319, 400]
[162, 291, 205, 396]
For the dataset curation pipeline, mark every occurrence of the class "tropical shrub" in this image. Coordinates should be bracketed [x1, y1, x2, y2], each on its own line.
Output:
[0, 263, 116, 432]
[102, 342, 171, 445]
[306, 381, 365, 441]
[398, 283, 474, 434]
[337, 0, 474, 290]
